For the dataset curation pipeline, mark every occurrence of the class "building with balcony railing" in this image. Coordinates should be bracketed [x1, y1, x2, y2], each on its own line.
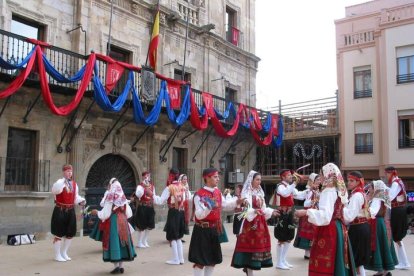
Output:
[336, 0, 414, 186]
[0, 0, 267, 240]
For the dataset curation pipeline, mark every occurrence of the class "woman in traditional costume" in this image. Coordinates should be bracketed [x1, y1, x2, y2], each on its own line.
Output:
[295, 163, 356, 276]
[91, 178, 136, 274]
[366, 180, 398, 276]
[293, 173, 320, 259]
[231, 170, 279, 276]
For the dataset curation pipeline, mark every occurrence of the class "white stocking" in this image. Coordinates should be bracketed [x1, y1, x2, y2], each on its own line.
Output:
[61, 238, 72, 261]
[358, 266, 366, 276]
[176, 239, 184, 264]
[204, 266, 214, 276]
[143, 229, 150, 247]
[193, 267, 203, 276]
[166, 240, 180, 265]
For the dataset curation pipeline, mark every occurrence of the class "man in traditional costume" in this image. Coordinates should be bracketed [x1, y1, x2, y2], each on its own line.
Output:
[273, 169, 307, 270]
[91, 178, 136, 274]
[385, 166, 411, 270]
[188, 168, 242, 276]
[295, 163, 356, 276]
[231, 170, 280, 276]
[134, 171, 155, 248]
[344, 171, 371, 276]
[153, 169, 186, 265]
[51, 164, 86, 262]
[366, 180, 398, 276]
[293, 172, 320, 260]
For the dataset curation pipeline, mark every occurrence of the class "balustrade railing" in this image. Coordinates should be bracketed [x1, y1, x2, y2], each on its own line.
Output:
[0, 157, 50, 192]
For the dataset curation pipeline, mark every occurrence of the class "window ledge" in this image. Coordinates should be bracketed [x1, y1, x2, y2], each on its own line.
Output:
[0, 191, 50, 198]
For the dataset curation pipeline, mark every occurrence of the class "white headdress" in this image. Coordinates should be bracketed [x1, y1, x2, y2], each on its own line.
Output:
[372, 180, 391, 208]
[104, 178, 128, 207]
[241, 170, 264, 199]
[306, 173, 319, 189]
[322, 163, 348, 204]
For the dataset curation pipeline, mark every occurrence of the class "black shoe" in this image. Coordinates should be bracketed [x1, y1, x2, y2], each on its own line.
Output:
[242, 268, 248, 275]
[110, 267, 121, 274]
[304, 255, 310, 259]
[119, 268, 124, 274]
[181, 240, 186, 243]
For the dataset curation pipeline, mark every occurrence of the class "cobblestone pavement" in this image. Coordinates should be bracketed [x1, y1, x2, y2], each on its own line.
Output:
[0, 223, 413, 276]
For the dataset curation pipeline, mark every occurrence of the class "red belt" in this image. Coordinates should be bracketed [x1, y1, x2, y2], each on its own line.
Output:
[351, 217, 368, 225]
[138, 201, 153, 207]
[195, 221, 218, 229]
[391, 201, 406, 208]
[55, 202, 74, 210]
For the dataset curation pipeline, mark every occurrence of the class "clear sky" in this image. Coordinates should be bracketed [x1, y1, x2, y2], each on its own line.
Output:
[255, 0, 367, 110]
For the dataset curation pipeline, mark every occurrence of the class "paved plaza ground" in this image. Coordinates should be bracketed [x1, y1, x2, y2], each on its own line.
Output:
[0, 223, 413, 276]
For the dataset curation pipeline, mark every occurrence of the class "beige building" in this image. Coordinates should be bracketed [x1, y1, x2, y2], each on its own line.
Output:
[0, 0, 263, 241]
[336, 0, 414, 188]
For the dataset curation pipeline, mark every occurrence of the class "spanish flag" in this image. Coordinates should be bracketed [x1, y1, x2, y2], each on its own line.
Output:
[148, 8, 160, 71]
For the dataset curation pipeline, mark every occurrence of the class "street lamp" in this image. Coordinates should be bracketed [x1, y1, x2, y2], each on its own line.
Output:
[219, 157, 227, 172]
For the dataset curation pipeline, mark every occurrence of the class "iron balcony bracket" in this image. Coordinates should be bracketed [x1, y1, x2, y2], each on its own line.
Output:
[0, 97, 11, 118]
[159, 126, 181, 162]
[99, 103, 130, 150]
[191, 127, 213, 163]
[209, 137, 226, 167]
[131, 126, 151, 151]
[22, 93, 41, 123]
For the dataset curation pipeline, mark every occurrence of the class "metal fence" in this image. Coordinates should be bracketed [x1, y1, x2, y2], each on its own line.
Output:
[0, 157, 50, 192]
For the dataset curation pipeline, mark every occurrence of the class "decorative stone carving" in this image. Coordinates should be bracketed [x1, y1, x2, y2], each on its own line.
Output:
[112, 132, 124, 154]
[83, 143, 100, 163]
[131, 3, 139, 14]
[86, 125, 107, 139]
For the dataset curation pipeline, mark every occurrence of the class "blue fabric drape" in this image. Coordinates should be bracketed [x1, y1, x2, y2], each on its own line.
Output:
[163, 81, 191, 126]
[214, 101, 236, 120]
[273, 116, 284, 148]
[131, 78, 163, 126]
[0, 47, 35, 69]
[93, 65, 132, 112]
[42, 54, 86, 83]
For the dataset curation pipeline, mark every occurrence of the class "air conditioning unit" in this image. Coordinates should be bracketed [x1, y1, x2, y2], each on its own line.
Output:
[228, 172, 244, 183]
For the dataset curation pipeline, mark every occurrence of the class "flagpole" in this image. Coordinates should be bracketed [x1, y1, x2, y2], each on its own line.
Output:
[181, 6, 190, 81]
[107, 0, 114, 56]
[145, 0, 160, 68]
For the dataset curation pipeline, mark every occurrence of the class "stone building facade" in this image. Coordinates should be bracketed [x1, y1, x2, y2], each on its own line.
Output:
[0, 0, 262, 241]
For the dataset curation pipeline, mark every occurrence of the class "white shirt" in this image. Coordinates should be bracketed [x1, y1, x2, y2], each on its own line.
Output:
[388, 178, 404, 202]
[244, 190, 274, 222]
[303, 190, 316, 208]
[369, 198, 382, 218]
[307, 187, 337, 226]
[343, 192, 365, 224]
[97, 202, 133, 221]
[193, 186, 238, 220]
[51, 178, 85, 204]
[277, 181, 307, 200]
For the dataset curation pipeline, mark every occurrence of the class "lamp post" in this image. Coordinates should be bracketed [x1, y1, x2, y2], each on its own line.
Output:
[219, 157, 227, 172]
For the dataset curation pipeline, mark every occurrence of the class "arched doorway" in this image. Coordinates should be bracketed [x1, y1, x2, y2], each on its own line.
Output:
[83, 154, 136, 234]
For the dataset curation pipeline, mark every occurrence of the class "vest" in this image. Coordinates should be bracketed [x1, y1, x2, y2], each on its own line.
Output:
[391, 177, 407, 207]
[195, 187, 222, 224]
[276, 182, 294, 207]
[55, 180, 77, 205]
[138, 182, 154, 204]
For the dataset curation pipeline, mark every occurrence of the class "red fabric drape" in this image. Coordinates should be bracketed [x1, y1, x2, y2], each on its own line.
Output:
[0, 47, 37, 98]
[249, 126, 273, 146]
[166, 79, 181, 109]
[190, 91, 209, 130]
[105, 58, 125, 93]
[203, 92, 243, 138]
[250, 108, 263, 130]
[37, 47, 96, 116]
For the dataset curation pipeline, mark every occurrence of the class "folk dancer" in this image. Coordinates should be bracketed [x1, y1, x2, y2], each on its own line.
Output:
[134, 171, 155, 248]
[231, 170, 280, 276]
[179, 174, 192, 235]
[153, 169, 187, 265]
[366, 180, 398, 276]
[293, 173, 320, 260]
[230, 184, 244, 235]
[344, 171, 371, 276]
[51, 164, 86, 262]
[91, 178, 136, 274]
[385, 166, 411, 270]
[273, 169, 307, 270]
[189, 168, 242, 276]
[295, 163, 356, 276]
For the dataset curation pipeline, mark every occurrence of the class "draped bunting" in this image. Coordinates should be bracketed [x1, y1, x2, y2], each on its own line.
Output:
[93, 65, 132, 112]
[0, 43, 284, 148]
[36, 47, 96, 116]
[0, 47, 36, 99]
